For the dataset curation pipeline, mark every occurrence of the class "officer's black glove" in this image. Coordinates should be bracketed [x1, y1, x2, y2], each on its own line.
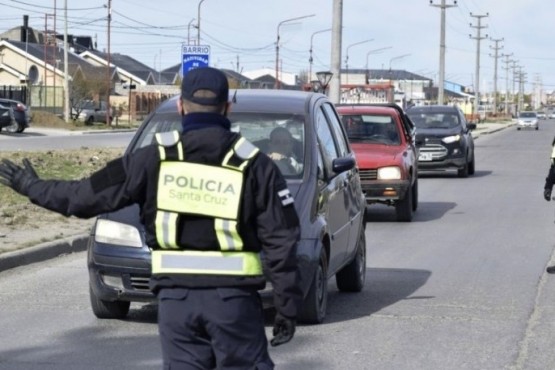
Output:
[270, 313, 296, 347]
[0, 158, 38, 196]
[544, 188, 552, 201]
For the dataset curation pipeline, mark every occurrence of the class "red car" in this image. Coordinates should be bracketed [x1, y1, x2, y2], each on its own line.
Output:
[337, 104, 418, 221]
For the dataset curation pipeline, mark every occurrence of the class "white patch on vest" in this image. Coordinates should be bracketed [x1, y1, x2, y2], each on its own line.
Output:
[278, 188, 294, 206]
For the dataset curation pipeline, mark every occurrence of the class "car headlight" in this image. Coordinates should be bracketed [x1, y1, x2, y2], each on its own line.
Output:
[377, 166, 401, 180]
[94, 219, 143, 248]
[442, 134, 461, 144]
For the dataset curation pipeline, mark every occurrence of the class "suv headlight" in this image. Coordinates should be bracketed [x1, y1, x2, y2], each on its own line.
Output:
[442, 134, 461, 144]
[94, 219, 143, 248]
[378, 166, 401, 180]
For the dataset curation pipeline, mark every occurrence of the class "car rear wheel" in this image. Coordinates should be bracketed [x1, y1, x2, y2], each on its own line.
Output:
[395, 182, 413, 222]
[298, 248, 328, 324]
[89, 285, 130, 319]
[336, 226, 366, 292]
[4, 120, 19, 133]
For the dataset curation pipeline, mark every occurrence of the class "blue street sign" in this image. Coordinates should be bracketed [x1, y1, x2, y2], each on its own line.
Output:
[181, 44, 211, 77]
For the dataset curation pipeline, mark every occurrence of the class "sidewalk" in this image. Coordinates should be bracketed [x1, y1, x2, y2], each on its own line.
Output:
[0, 120, 515, 273]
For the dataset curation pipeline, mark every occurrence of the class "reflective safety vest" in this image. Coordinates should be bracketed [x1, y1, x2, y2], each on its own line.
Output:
[151, 130, 263, 276]
[551, 144, 555, 164]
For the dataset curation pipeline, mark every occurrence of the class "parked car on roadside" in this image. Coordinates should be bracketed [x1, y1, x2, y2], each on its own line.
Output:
[87, 89, 367, 324]
[337, 103, 419, 222]
[0, 103, 18, 133]
[72, 100, 112, 125]
[406, 105, 476, 178]
[516, 111, 539, 130]
[0, 98, 31, 133]
[537, 111, 547, 120]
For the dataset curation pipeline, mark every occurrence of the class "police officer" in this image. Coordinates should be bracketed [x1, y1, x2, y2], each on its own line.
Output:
[0, 67, 302, 369]
[544, 137, 555, 274]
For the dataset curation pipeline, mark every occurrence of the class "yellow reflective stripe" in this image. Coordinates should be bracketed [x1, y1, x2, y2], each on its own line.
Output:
[551, 145, 555, 160]
[158, 145, 166, 161]
[222, 137, 259, 171]
[215, 218, 243, 251]
[155, 211, 179, 249]
[176, 141, 184, 160]
[156, 131, 183, 161]
[152, 250, 263, 275]
[234, 137, 259, 160]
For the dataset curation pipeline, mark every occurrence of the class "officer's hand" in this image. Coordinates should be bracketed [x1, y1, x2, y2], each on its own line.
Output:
[544, 188, 552, 201]
[0, 158, 38, 196]
[270, 313, 295, 347]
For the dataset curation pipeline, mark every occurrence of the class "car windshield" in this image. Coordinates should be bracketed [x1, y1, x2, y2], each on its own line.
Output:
[519, 112, 537, 118]
[130, 110, 305, 179]
[407, 112, 460, 129]
[340, 114, 400, 145]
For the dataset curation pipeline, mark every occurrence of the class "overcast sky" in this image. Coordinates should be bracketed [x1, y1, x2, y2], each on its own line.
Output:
[2, 0, 552, 92]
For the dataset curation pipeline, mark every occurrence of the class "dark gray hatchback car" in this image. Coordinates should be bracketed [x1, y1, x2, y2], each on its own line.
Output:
[87, 89, 367, 324]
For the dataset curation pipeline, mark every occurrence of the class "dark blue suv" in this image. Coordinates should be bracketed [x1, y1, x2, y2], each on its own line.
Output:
[87, 89, 367, 324]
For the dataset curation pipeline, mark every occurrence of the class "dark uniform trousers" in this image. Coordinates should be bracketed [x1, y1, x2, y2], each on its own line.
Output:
[158, 287, 274, 370]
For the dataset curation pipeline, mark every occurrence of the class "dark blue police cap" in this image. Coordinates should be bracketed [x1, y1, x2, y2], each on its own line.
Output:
[181, 67, 229, 106]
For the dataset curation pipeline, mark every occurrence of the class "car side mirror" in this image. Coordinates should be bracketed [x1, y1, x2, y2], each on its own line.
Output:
[332, 156, 355, 173]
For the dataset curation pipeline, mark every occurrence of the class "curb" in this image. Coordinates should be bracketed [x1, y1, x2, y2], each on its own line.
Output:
[0, 234, 89, 273]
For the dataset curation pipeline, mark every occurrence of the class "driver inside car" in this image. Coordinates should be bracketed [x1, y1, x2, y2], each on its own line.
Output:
[267, 127, 302, 174]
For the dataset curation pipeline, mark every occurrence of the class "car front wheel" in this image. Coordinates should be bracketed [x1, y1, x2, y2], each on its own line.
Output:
[89, 285, 130, 319]
[298, 247, 328, 324]
[336, 225, 366, 292]
[395, 182, 414, 222]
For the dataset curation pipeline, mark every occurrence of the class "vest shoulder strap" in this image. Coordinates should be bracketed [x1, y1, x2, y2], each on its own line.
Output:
[155, 130, 181, 147]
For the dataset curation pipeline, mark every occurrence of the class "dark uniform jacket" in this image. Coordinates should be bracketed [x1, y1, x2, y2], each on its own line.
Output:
[24, 117, 302, 319]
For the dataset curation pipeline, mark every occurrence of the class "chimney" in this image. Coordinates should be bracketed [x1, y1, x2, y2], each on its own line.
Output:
[21, 15, 29, 43]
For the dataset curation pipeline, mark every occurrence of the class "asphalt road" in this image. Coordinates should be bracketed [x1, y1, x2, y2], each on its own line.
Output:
[0, 126, 135, 151]
[2, 120, 555, 369]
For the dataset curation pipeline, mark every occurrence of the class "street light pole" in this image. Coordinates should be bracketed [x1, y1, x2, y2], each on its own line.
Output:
[275, 14, 315, 89]
[309, 28, 331, 83]
[197, 0, 205, 45]
[365, 46, 392, 82]
[345, 39, 373, 85]
[389, 53, 411, 70]
[187, 18, 196, 44]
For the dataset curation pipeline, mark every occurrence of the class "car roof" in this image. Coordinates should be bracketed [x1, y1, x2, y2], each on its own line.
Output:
[406, 105, 459, 113]
[336, 104, 401, 115]
[0, 98, 21, 103]
[155, 89, 325, 115]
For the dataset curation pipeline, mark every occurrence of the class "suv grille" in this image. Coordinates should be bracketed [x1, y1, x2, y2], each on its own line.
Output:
[419, 144, 448, 160]
[359, 169, 378, 181]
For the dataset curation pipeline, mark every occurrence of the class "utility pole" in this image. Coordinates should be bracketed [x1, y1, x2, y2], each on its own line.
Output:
[501, 53, 513, 116]
[63, 0, 69, 122]
[517, 67, 527, 113]
[328, 0, 343, 104]
[469, 12, 488, 119]
[489, 37, 503, 115]
[106, 0, 112, 126]
[430, 0, 457, 105]
[511, 61, 519, 115]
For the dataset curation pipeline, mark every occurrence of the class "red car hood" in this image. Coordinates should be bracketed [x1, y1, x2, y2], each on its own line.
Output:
[350, 143, 401, 168]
